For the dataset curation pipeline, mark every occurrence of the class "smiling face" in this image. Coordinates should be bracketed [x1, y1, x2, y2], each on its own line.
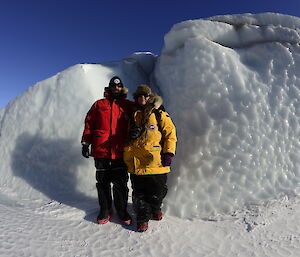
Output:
[137, 94, 150, 106]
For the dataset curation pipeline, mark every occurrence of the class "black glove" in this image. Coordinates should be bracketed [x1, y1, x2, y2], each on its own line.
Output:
[130, 126, 143, 139]
[82, 144, 90, 158]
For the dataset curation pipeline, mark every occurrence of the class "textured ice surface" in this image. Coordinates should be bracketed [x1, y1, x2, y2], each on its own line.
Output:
[155, 13, 300, 218]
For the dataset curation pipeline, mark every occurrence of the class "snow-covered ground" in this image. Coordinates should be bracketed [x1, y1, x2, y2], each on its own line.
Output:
[1, 194, 300, 256]
[0, 13, 300, 256]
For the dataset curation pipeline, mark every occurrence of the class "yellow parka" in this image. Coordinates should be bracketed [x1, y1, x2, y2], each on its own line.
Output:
[124, 105, 177, 175]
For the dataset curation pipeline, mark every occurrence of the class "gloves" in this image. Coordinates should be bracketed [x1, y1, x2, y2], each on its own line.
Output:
[82, 144, 90, 158]
[130, 126, 143, 139]
[161, 153, 174, 167]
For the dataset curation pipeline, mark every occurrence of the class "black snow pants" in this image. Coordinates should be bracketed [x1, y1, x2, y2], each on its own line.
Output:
[95, 158, 129, 220]
[130, 173, 168, 223]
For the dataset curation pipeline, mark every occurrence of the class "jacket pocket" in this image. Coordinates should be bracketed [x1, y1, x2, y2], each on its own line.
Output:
[92, 130, 109, 152]
[143, 145, 162, 167]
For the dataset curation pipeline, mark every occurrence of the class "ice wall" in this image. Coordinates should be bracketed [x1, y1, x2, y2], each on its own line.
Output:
[0, 53, 155, 204]
[155, 13, 300, 218]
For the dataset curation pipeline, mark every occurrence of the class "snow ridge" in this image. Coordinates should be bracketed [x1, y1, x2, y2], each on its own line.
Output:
[162, 12, 300, 55]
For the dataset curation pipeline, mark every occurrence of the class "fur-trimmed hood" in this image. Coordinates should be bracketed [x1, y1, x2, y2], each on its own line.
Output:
[133, 84, 163, 108]
[148, 94, 163, 109]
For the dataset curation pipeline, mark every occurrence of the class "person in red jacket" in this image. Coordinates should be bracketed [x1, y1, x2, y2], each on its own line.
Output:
[81, 76, 134, 225]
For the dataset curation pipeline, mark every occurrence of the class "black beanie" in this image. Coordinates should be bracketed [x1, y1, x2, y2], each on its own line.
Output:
[109, 76, 123, 88]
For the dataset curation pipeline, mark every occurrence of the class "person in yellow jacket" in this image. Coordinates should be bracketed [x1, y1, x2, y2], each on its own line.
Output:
[123, 85, 177, 232]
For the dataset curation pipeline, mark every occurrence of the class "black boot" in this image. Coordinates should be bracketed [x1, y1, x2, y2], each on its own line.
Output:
[96, 182, 112, 223]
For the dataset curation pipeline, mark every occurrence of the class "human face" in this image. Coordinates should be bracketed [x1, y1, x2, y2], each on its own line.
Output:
[110, 84, 122, 95]
[137, 93, 150, 106]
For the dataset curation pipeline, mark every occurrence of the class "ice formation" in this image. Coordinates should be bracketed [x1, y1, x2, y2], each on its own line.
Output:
[0, 53, 155, 203]
[0, 13, 299, 219]
[155, 13, 300, 218]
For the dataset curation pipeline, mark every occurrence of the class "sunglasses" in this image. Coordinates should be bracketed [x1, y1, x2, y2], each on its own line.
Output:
[110, 83, 123, 88]
[137, 93, 150, 98]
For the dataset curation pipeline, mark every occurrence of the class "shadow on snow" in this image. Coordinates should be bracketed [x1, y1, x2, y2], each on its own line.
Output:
[11, 132, 100, 222]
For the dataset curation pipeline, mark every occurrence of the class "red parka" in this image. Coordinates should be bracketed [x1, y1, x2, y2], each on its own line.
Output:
[81, 88, 134, 159]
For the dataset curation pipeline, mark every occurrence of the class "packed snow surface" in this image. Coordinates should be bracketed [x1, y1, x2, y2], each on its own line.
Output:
[0, 13, 300, 256]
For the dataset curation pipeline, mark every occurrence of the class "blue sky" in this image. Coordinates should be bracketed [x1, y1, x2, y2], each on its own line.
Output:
[1, 0, 299, 108]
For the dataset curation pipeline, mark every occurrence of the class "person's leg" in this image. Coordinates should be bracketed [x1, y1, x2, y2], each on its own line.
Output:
[110, 159, 131, 221]
[145, 174, 168, 218]
[95, 159, 112, 220]
[130, 174, 151, 230]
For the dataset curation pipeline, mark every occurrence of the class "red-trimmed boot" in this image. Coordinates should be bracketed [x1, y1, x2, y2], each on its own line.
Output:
[122, 219, 132, 226]
[137, 222, 148, 232]
[120, 212, 132, 226]
[121, 217, 132, 226]
[97, 211, 112, 224]
[97, 214, 111, 224]
[152, 211, 163, 221]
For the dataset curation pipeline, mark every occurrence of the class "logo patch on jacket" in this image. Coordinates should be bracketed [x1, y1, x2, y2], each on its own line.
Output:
[147, 124, 156, 131]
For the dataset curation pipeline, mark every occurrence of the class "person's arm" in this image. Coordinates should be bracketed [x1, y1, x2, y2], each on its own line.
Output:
[81, 101, 98, 145]
[159, 110, 177, 155]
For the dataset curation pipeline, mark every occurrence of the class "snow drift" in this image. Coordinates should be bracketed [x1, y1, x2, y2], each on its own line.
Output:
[0, 13, 299, 219]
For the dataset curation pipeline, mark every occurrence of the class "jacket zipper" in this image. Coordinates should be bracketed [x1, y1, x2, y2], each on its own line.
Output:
[109, 99, 115, 158]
